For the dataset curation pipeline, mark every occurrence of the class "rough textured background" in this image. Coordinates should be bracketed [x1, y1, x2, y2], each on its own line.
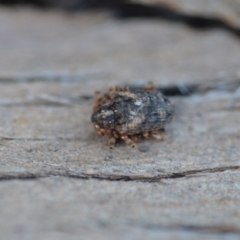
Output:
[140, 0, 240, 26]
[0, 2, 240, 239]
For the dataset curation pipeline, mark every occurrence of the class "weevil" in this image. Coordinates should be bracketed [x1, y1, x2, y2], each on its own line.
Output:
[91, 85, 173, 148]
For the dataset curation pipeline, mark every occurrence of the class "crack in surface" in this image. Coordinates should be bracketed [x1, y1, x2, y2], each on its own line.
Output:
[1, 1, 240, 39]
[0, 166, 239, 182]
[0, 78, 239, 109]
[128, 221, 240, 234]
[117, 3, 240, 39]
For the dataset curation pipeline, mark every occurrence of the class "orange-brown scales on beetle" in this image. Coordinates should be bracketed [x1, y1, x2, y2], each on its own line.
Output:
[91, 84, 174, 148]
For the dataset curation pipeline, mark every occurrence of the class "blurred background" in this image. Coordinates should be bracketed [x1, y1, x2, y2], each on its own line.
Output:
[1, 2, 240, 239]
[1, 0, 240, 90]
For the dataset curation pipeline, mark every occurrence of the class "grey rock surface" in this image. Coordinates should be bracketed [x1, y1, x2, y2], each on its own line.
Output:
[0, 3, 240, 240]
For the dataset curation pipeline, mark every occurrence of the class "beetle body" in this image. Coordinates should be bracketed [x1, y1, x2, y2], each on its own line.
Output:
[91, 87, 173, 148]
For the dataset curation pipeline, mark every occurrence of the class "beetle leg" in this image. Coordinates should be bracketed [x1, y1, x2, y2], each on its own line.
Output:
[144, 81, 156, 91]
[151, 130, 166, 141]
[131, 135, 138, 142]
[143, 131, 149, 138]
[94, 125, 111, 136]
[108, 137, 116, 149]
[120, 86, 129, 92]
[109, 86, 120, 98]
[121, 135, 136, 148]
[93, 91, 109, 110]
[112, 131, 120, 139]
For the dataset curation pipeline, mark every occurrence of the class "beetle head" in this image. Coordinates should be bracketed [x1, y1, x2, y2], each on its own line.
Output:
[91, 102, 115, 129]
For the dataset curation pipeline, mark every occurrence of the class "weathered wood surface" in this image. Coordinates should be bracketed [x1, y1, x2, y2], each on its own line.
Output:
[0, 4, 240, 240]
[141, 0, 240, 27]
